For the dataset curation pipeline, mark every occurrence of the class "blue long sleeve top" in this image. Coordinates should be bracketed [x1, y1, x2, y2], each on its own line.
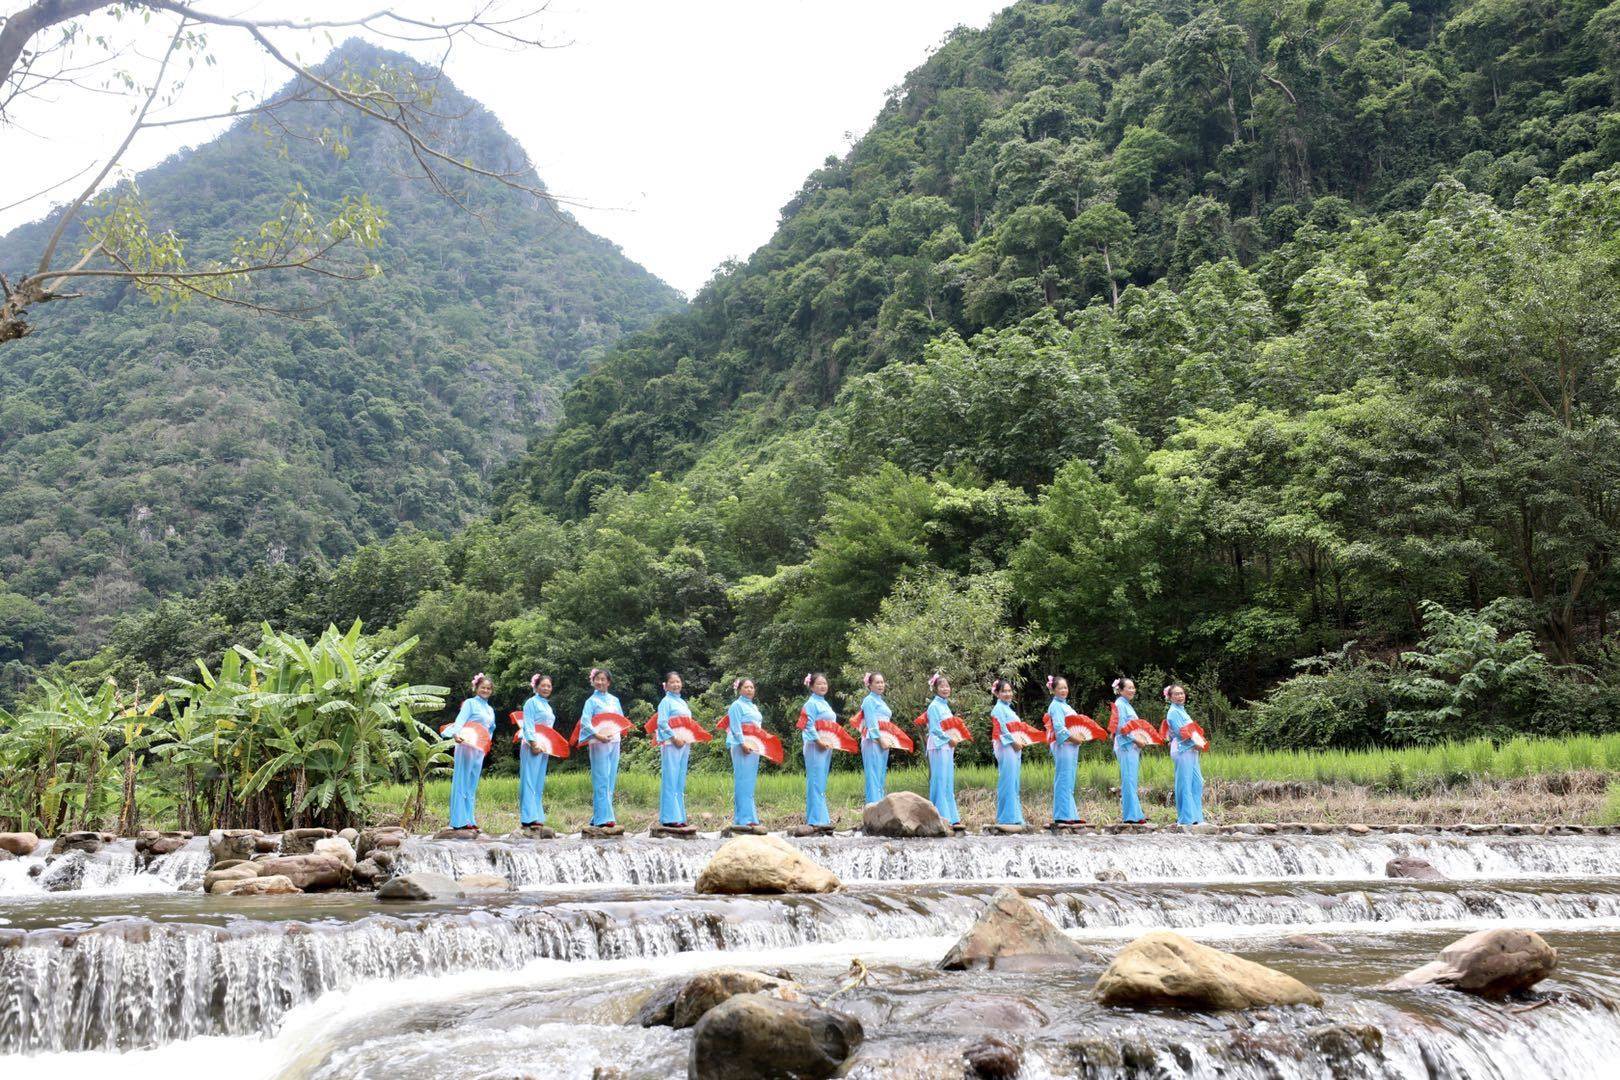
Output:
[656, 691, 691, 742]
[521, 694, 556, 741]
[1113, 694, 1139, 752]
[579, 689, 624, 742]
[991, 699, 1020, 747]
[448, 696, 494, 737]
[800, 692, 835, 748]
[859, 691, 890, 739]
[925, 695, 953, 751]
[1046, 696, 1072, 745]
[1167, 702, 1194, 754]
[726, 696, 763, 748]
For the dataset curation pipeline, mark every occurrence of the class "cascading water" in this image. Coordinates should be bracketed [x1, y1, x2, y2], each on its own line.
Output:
[0, 840, 208, 898]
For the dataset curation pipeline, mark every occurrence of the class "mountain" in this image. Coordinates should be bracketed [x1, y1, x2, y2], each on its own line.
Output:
[0, 40, 683, 681]
[36, 1, 1620, 746]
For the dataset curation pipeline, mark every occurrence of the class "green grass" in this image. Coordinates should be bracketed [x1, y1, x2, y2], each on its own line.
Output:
[369, 733, 1620, 834]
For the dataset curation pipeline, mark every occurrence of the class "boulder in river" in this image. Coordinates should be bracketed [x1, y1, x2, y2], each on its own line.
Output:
[862, 791, 949, 838]
[689, 992, 863, 1080]
[673, 969, 799, 1028]
[1385, 856, 1445, 881]
[38, 852, 90, 891]
[254, 853, 349, 891]
[136, 831, 191, 858]
[356, 826, 407, 859]
[205, 862, 263, 894]
[377, 871, 465, 901]
[694, 834, 841, 895]
[633, 978, 686, 1027]
[278, 827, 336, 855]
[458, 872, 514, 893]
[312, 836, 356, 869]
[223, 874, 301, 897]
[1095, 931, 1323, 1010]
[208, 829, 262, 864]
[0, 832, 39, 856]
[55, 831, 112, 854]
[940, 887, 1088, 972]
[1385, 928, 1557, 999]
[964, 1036, 1022, 1080]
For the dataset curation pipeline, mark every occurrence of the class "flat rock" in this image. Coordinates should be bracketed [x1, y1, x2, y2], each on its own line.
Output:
[223, 874, 300, 897]
[720, 825, 769, 837]
[982, 824, 1030, 835]
[432, 826, 481, 841]
[55, 831, 113, 854]
[941, 887, 1089, 971]
[650, 824, 700, 839]
[786, 824, 835, 838]
[459, 872, 514, 893]
[0, 832, 40, 857]
[1281, 934, 1340, 954]
[1386, 928, 1556, 999]
[689, 993, 862, 1080]
[1386, 856, 1446, 881]
[255, 853, 349, 891]
[1095, 930, 1323, 1010]
[377, 871, 465, 901]
[517, 824, 557, 840]
[694, 834, 841, 895]
[862, 792, 949, 838]
[673, 969, 798, 1028]
[204, 862, 263, 893]
[582, 824, 626, 839]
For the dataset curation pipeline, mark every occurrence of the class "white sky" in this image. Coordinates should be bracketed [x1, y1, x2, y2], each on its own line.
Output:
[0, 0, 1008, 295]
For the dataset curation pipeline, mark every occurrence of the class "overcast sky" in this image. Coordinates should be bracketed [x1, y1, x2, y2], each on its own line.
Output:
[0, 0, 1008, 295]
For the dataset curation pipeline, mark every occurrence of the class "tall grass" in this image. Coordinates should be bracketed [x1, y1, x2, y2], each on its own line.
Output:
[370, 733, 1620, 833]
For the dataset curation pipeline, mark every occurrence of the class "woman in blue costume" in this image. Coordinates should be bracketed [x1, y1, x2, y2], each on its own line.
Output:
[1044, 675, 1082, 825]
[445, 673, 495, 831]
[655, 671, 693, 827]
[990, 679, 1025, 827]
[924, 672, 960, 827]
[800, 672, 836, 830]
[1111, 676, 1147, 824]
[578, 667, 624, 828]
[726, 678, 763, 827]
[1164, 683, 1205, 825]
[857, 671, 891, 804]
[518, 673, 555, 827]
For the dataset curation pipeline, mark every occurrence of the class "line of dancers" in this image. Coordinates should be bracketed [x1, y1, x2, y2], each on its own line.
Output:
[441, 669, 1208, 833]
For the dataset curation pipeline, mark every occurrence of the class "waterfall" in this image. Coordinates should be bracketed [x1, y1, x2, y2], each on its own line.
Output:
[0, 841, 207, 898]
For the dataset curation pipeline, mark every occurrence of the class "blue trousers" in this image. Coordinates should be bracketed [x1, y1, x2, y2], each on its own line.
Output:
[448, 742, 484, 828]
[803, 743, 832, 826]
[659, 743, 691, 824]
[518, 740, 549, 824]
[1115, 740, 1143, 822]
[730, 744, 760, 824]
[860, 737, 888, 803]
[927, 743, 959, 824]
[994, 743, 1025, 825]
[1173, 747, 1205, 825]
[1052, 739, 1079, 821]
[588, 739, 620, 825]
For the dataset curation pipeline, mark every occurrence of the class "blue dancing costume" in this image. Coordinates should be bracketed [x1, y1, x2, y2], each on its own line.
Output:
[991, 698, 1025, 826]
[1113, 694, 1145, 823]
[518, 692, 555, 825]
[858, 690, 891, 804]
[1046, 695, 1080, 823]
[445, 695, 493, 829]
[925, 695, 960, 825]
[656, 690, 693, 825]
[726, 696, 763, 826]
[801, 692, 836, 827]
[579, 689, 624, 826]
[1168, 701, 1205, 825]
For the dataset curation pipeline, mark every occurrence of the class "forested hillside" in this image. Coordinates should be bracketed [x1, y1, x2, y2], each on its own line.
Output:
[0, 41, 682, 697]
[29, 0, 1620, 752]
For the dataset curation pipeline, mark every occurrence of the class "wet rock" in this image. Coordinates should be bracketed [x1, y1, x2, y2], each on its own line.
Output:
[254, 835, 281, 853]
[983, 824, 1030, 835]
[1385, 857, 1445, 881]
[1385, 928, 1557, 999]
[1094, 869, 1127, 883]
[964, 1036, 1021, 1079]
[205, 862, 263, 894]
[459, 873, 514, 893]
[0, 832, 40, 856]
[1281, 934, 1340, 954]
[338, 828, 359, 844]
[689, 993, 862, 1080]
[632, 978, 685, 1027]
[370, 848, 398, 870]
[786, 824, 835, 837]
[694, 834, 841, 895]
[582, 825, 626, 839]
[517, 824, 557, 840]
[255, 853, 349, 891]
[377, 871, 465, 901]
[721, 824, 769, 837]
[862, 791, 949, 838]
[936, 994, 1046, 1032]
[941, 887, 1088, 972]
[433, 826, 482, 841]
[223, 874, 301, 897]
[673, 969, 798, 1028]
[356, 826, 408, 858]
[312, 836, 356, 869]
[278, 827, 335, 854]
[0, 850, 12, 862]
[55, 831, 112, 854]
[136, 831, 191, 858]
[38, 852, 89, 891]
[351, 858, 385, 886]
[208, 829, 262, 863]
[650, 824, 699, 839]
[1096, 931, 1323, 1010]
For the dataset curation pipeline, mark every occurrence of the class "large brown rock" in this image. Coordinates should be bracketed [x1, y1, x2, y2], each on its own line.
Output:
[1386, 857, 1445, 881]
[1385, 928, 1557, 999]
[223, 874, 301, 897]
[0, 832, 39, 857]
[254, 853, 349, 891]
[940, 887, 1088, 971]
[377, 871, 465, 901]
[458, 872, 514, 893]
[689, 993, 862, 1080]
[55, 831, 112, 854]
[208, 829, 262, 864]
[312, 836, 356, 869]
[1095, 931, 1323, 1011]
[279, 827, 336, 854]
[862, 791, 949, 838]
[205, 862, 263, 894]
[673, 969, 798, 1028]
[693, 835, 841, 895]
